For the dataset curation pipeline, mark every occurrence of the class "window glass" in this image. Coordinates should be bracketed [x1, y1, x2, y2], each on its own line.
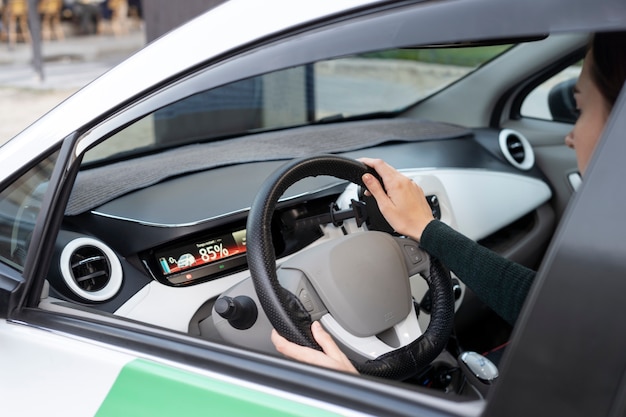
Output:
[0, 152, 58, 271]
[84, 45, 511, 165]
[521, 64, 581, 121]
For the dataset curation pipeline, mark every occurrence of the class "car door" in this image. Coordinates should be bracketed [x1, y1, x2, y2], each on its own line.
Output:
[1, 315, 366, 416]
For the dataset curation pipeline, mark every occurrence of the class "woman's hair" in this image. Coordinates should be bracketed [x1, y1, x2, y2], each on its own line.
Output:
[589, 31, 626, 107]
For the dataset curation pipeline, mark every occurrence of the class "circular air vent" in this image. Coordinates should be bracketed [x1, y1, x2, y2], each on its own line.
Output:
[498, 128, 535, 170]
[60, 237, 122, 302]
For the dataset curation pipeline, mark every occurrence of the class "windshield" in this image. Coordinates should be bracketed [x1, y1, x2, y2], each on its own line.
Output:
[83, 45, 511, 165]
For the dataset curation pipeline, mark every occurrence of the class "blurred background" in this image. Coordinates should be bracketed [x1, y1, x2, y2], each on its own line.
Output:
[0, 0, 226, 143]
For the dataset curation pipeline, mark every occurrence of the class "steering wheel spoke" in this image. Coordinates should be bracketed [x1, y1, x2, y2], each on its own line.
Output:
[320, 303, 423, 360]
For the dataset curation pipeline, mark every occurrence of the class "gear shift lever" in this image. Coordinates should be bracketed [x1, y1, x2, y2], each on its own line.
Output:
[458, 351, 499, 397]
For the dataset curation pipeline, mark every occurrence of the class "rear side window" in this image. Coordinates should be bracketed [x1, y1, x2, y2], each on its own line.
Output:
[521, 63, 581, 122]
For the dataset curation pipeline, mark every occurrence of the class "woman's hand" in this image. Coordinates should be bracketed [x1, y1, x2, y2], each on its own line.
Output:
[359, 157, 434, 241]
[271, 321, 359, 374]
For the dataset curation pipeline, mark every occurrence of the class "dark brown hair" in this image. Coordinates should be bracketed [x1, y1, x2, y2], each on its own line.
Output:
[589, 31, 626, 108]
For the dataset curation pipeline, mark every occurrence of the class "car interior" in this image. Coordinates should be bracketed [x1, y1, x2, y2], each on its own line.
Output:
[0, 25, 588, 400]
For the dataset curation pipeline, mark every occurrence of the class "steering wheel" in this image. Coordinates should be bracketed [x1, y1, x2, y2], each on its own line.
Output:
[246, 154, 454, 380]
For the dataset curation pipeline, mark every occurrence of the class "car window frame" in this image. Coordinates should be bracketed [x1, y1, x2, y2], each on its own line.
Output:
[13, 135, 82, 311]
[0, 143, 67, 317]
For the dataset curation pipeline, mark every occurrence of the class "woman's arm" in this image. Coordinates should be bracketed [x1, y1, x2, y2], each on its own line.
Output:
[360, 158, 535, 325]
[421, 220, 535, 325]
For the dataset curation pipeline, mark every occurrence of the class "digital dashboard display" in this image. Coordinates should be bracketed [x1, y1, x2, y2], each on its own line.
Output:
[153, 229, 247, 285]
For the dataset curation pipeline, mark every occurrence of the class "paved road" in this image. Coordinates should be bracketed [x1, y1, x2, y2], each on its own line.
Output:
[0, 31, 145, 144]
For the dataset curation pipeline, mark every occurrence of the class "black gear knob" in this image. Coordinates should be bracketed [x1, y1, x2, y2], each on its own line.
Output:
[214, 295, 258, 330]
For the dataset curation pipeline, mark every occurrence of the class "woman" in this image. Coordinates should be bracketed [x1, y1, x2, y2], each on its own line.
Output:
[271, 31, 626, 375]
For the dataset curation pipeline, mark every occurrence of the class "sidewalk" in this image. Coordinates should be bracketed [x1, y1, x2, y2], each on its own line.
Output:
[0, 30, 145, 143]
[0, 29, 145, 89]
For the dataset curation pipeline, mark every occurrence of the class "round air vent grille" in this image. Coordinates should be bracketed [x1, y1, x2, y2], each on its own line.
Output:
[498, 128, 535, 171]
[60, 237, 122, 302]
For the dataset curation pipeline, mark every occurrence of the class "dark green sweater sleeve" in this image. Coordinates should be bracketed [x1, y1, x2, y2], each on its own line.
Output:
[419, 220, 535, 326]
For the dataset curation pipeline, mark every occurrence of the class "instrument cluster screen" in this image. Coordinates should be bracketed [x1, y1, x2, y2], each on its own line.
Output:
[153, 229, 247, 285]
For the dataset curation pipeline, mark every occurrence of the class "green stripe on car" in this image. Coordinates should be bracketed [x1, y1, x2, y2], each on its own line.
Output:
[96, 359, 344, 416]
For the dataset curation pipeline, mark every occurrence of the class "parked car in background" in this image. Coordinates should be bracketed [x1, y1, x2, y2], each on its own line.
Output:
[1, 0, 625, 415]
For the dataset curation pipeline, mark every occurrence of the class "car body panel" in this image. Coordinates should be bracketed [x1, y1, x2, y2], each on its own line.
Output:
[0, 320, 369, 416]
[0, 320, 134, 416]
[11, 308, 480, 417]
[97, 359, 359, 417]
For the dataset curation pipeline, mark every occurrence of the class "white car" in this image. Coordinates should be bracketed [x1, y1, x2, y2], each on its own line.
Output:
[1, 0, 625, 415]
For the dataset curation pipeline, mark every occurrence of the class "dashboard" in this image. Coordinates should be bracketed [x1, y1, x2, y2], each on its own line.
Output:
[42, 120, 555, 344]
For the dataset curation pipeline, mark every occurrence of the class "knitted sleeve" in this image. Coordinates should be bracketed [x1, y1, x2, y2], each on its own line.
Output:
[419, 220, 535, 325]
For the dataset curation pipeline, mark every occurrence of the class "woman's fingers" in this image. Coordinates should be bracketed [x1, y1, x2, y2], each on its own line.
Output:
[271, 323, 359, 374]
[359, 157, 397, 179]
[271, 328, 321, 361]
[362, 172, 389, 204]
[311, 321, 339, 353]
[358, 157, 434, 241]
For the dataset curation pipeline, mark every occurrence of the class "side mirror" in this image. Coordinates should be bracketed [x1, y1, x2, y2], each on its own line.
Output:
[548, 78, 578, 124]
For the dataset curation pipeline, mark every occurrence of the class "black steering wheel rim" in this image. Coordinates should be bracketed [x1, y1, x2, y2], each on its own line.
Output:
[246, 154, 454, 379]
